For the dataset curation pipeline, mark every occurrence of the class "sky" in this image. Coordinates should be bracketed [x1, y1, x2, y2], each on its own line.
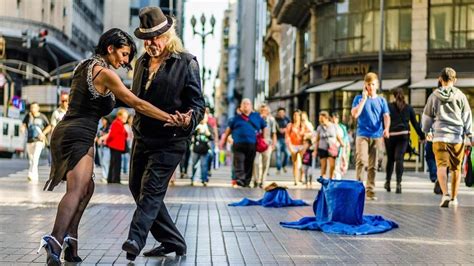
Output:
[182, 0, 229, 105]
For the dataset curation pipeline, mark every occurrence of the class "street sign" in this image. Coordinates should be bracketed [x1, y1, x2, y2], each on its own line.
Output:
[0, 37, 5, 59]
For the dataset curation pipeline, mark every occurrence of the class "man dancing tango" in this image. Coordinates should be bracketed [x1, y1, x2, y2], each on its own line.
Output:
[122, 6, 205, 260]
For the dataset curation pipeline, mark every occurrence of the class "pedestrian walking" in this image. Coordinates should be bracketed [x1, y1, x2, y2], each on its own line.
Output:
[331, 112, 351, 179]
[385, 88, 425, 193]
[121, 7, 205, 261]
[286, 110, 311, 185]
[179, 140, 192, 178]
[122, 114, 134, 174]
[21, 102, 51, 183]
[351, 72, 390, 200]
[301, 138, 314, 187]
[206, 107, 219, 175]
[50, 94, 69, 132]
[190, 113, 212, 186]
[422, 67, 473, 207]
[314, 111, 345, 179]
[220, 99, 267, 187]
[252, 104, 277, 188]
[96, 117, 111, 180]
[275, 107, 291, 174]
[38, 28, 178, 266]
[106, 108, 129, 184]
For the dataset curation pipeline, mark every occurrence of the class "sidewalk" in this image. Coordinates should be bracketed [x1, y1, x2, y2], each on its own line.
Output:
[0, 164, 472, 265]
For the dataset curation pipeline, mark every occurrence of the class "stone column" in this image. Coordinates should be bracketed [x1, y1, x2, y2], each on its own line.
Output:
[410, 0, 428, 108]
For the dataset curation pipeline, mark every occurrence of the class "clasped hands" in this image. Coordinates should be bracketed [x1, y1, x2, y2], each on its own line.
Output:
[164, 110, 193, 128]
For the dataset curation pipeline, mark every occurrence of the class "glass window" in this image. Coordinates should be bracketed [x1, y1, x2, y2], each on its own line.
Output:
[3, 123, 8, 136]
[317, 17, 335, 58]
[336, 15, 348, 54]
[430, 6, 453, 49]
[430, 2, 474, 50]
[362, 11, 376, 52]
[304, 25, 311, 64]
[348, 13, 363, 53]
[317, 0, 410, 58]
[385, 9, 400, 50]
[399, 8, 412, 49]
[14, 125, 19, 137]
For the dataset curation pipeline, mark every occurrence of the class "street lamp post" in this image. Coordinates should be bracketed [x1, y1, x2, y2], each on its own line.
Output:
[190, 13, 215, 90]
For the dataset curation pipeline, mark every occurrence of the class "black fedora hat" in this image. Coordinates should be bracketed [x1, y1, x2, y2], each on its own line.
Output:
[134, 6, 173, 40]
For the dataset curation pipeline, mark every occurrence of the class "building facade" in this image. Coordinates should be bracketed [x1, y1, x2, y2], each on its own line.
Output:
[269, 0, 474, 130]
[0, 0, 105, 115]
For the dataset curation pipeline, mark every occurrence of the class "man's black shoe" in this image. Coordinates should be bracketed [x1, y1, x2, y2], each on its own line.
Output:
[122, 239, 140, 261]
[143, 245, 186, 257]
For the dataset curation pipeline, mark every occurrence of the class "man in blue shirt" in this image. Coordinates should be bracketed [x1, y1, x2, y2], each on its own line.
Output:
[351, 72, 390, 200]
[220, 98, 268, 187]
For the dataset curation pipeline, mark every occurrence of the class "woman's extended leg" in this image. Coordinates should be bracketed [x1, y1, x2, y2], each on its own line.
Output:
[48, 147, 95, 255]
[64, 178, 95, 258]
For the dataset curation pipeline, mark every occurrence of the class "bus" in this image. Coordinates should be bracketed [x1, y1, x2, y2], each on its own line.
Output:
[0, 117, 25, 158]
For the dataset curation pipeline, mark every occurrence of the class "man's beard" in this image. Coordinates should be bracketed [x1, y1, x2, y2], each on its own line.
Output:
[145, 45, 163, 57]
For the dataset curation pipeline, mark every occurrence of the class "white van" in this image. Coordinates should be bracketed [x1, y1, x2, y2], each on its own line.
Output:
[0, 117, 25, 158]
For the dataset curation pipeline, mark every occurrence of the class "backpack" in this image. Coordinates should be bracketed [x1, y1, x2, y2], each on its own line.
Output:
[193, 133, 210, 154]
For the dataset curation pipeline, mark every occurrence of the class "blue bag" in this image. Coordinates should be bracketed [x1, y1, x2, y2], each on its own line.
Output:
[281, 177, 398, 235]
[314, 178, 365, 225]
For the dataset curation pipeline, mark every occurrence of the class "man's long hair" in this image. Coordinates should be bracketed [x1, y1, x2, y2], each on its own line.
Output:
[162, 18, 186, 54]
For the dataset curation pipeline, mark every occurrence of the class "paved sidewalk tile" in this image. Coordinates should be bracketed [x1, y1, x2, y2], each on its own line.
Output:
[0, 165, 473, 265]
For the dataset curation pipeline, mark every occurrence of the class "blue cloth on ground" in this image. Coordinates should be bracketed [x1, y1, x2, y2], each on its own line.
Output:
[228, 188, 308, 208]
[280, 177, 398, 235]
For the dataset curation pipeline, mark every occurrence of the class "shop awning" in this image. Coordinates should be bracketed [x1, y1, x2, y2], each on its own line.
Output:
[306, 81, 355, 93]
[410, 78, 474, 88]
[409, 79, 437, 89]
[342, 79, 408, 91]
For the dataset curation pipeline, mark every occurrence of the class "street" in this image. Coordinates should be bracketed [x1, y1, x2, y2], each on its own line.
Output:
[0, 159, 473, 265]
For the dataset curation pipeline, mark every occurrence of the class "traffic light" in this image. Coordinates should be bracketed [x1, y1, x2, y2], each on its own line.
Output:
[37, 29, 48, 47]
[21, 29, 31, 49]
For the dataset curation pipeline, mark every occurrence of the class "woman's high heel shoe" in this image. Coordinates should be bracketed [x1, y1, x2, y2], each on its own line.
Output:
[37, 235, 62, 266]
[62, 235, 83, 262]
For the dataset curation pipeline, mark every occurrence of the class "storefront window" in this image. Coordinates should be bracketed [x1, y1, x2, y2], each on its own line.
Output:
[430, 0, 474, 50]
[316, 0, 411, 59]
[304, 25, 311, 65]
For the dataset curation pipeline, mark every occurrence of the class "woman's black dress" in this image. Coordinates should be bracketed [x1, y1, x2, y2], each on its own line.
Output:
[44, 56, 115, 191]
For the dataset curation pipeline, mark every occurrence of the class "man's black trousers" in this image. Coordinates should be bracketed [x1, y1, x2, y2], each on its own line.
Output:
[232, 143, 256, 187]
[127, 139, 187, 252]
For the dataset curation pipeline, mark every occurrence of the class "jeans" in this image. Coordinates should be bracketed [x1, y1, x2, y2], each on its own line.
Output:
[425, 142, 437, 182]
[98, 146, 110, 179]
[191, 152, 209, 182]
[180, 140, 191, 176]
[122, 152, 130, 174]
[207, 141, 216, 172]
[276, 138, 289, 170]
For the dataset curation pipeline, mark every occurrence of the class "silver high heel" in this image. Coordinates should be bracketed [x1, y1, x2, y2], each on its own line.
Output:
[62, 235, 83, 262]
[37, 235, 62, 266]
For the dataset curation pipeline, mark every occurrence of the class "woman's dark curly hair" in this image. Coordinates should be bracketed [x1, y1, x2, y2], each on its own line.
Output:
[95, 28, 137, 70]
